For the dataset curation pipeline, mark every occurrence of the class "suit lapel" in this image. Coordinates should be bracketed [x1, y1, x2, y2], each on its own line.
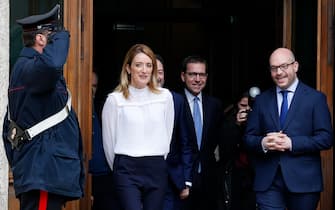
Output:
[282, 82, 305, 129]
[200, 95, 210, 150]
[269, 87, 280, 129]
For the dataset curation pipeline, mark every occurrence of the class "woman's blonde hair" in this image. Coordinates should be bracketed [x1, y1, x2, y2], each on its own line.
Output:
[115, 43, 160, 99]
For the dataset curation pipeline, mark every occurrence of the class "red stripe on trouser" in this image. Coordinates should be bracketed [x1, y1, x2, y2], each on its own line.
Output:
[38, 190, 48, 210]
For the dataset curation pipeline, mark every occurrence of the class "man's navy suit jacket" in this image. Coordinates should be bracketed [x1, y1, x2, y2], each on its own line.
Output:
[166, 91, 193, 191]
[182, 92, 223, 183]
[244, 82, 333, 193]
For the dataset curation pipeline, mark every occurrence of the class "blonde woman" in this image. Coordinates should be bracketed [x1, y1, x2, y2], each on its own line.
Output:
[102, 44, 174, 210]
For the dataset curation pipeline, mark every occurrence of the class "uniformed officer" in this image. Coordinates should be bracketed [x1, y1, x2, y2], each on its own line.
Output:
[2, 4, 85, 210]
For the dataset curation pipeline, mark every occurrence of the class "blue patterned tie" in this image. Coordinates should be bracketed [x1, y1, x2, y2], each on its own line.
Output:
[280, 90, 288, 129]
[193, 96, 202, 173]
[193, 96, 202, 149]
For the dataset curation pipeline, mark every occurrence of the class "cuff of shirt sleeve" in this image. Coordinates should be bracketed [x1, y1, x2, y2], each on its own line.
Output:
[185, 181, 192, 187]
[261, 142, 268, 153]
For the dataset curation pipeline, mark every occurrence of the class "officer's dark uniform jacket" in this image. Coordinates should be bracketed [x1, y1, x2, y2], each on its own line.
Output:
[2, 31, 85, 199]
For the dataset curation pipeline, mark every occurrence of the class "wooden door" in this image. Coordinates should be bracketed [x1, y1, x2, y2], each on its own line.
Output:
[283, 1, 334, 210]
[316, 0, 334, 209]
[62, 0, 93, 209]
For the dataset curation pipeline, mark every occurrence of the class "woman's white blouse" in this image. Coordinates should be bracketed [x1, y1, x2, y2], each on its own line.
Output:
[102, 85, 175, 170]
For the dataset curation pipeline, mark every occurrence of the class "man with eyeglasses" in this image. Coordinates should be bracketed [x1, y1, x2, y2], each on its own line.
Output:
[180, 55, 223, 210]
[244, 48, 333, 210]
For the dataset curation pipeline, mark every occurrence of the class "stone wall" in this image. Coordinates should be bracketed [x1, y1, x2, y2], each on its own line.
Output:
[0, 0, 9, 209]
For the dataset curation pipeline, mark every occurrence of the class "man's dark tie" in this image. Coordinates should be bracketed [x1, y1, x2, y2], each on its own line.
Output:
[280, 90, 288, 129]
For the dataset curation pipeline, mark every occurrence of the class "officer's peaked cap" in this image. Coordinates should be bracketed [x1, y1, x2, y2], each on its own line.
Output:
[16, 4, 60, 32]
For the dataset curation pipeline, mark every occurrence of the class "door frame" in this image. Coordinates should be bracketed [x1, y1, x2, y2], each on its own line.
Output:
[63, 0, 93, 209]
[60, 0, 333, 209]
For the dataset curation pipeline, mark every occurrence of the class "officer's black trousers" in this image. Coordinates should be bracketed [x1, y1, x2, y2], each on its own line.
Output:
[19, 190, 66, 210]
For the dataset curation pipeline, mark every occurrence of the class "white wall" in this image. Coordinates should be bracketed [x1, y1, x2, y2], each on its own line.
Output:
[0, 0, 9, 209]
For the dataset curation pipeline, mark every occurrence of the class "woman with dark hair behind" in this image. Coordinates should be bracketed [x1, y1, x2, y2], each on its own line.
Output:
[218, 90, 257, 210]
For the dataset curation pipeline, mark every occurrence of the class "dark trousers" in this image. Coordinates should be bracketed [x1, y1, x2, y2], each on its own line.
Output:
[113, 154, 168, 210]
[19, 190, 66, 210]
[256, 167, 320, 210]
[230, 167, 256, 210]
[183, 171, 217, 210]
[92, 173, 122, 210]
[163, 179, 184, 210]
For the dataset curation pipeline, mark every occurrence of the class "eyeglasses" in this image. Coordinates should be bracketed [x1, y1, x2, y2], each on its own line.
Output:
[269, 61, 295, 72]
[185, 72, 208, 79]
